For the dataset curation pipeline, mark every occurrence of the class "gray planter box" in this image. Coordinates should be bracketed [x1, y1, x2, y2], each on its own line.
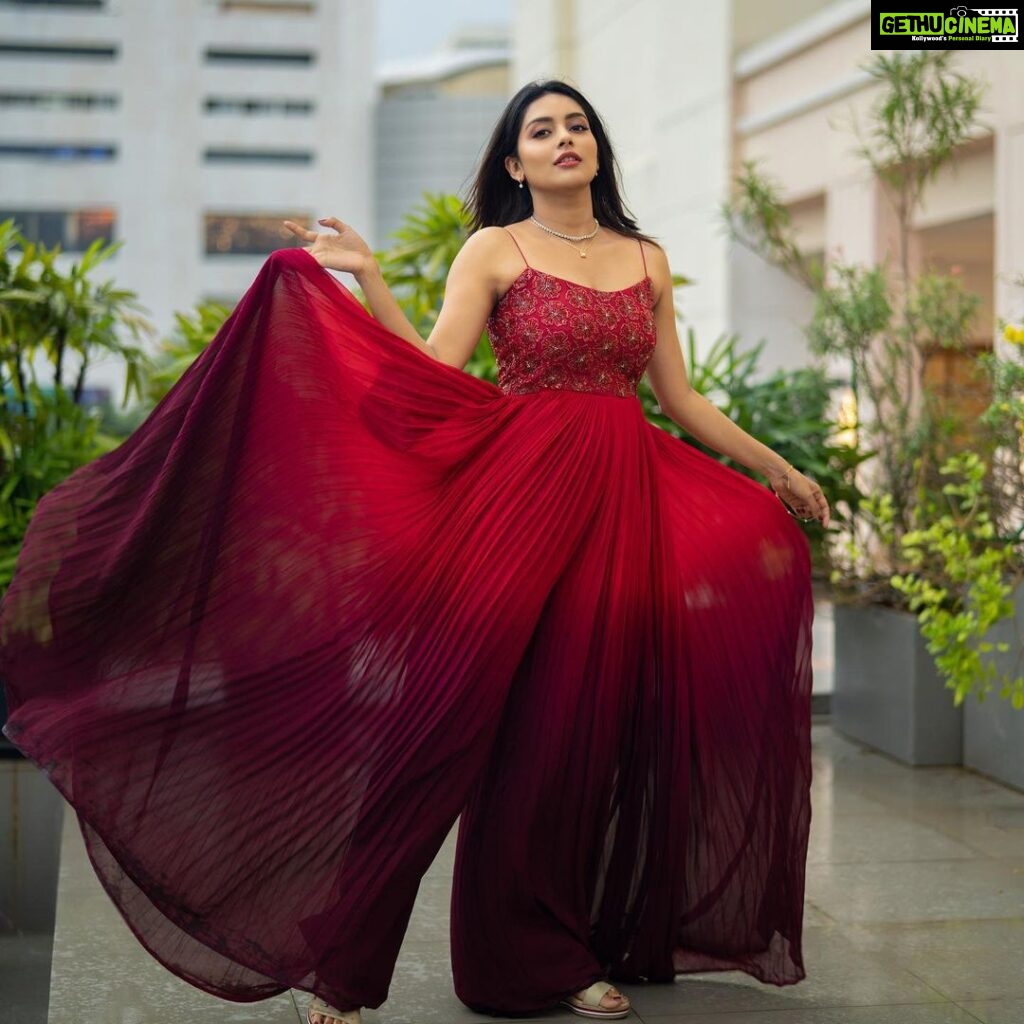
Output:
[833, 602, 963, 765]
[963, 582, 1024, 791]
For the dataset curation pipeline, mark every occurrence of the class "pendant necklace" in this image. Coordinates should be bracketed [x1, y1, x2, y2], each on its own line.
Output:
[530, 215, 599, 258]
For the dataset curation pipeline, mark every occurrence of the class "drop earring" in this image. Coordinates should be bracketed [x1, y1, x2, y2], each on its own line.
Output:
[518, 179, 524, 189]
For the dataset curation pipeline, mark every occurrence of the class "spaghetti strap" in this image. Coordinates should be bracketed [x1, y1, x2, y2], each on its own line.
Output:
[503, 228, 530, 269]
[638, 239, 648, 277]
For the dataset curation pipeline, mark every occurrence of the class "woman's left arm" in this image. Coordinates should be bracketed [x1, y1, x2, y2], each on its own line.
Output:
[642, 243, 830, 527]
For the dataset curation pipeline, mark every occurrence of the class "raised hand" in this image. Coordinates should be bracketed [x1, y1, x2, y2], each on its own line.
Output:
[282, 217, 374, 276]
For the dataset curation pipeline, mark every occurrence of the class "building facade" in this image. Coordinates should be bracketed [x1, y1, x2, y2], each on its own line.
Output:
[0, 0, 375, 391]
[374, 26, 509, 246]
[512, 0, 1023, 389]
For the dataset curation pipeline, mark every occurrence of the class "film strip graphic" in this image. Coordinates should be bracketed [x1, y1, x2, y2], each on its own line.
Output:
[953, 7, 1019, 42]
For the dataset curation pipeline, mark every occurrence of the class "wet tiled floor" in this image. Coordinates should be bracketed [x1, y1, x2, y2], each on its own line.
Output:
[4, 720, 1024, 1023]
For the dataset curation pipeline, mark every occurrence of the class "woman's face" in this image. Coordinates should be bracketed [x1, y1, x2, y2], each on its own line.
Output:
[507, 92, 599, 191]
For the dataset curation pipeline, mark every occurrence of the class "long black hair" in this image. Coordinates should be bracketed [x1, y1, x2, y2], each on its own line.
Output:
[464, 79, 660, 245]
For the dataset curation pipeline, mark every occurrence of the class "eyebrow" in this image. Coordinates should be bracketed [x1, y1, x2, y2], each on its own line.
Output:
[525, 111, 587, 129]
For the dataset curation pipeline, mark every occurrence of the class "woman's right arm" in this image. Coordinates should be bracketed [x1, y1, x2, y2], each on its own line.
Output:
[284, 218, 502, 372]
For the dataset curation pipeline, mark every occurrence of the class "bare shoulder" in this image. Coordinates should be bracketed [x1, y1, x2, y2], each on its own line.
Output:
[599, 230, 667, 302]
[638, 237, 666, 260]
[460, 224, 520, 261]
[637, 237, 669, 305]
[447, 227, 513, 306]
[458, 224, 529, 302]
[604, 228, 664, 261]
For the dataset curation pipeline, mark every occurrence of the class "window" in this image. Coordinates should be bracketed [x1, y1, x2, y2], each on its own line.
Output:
[204, 97, 314, 116]
[0, 91, 118, 110]
[203, 148, 313, 164]
[213, 1, 315, 11]
[0, 208, 115, 250]
[204, 213, 310, 256]
[203, 47, 314, 65]
[0, 0, 104, 7]
[0, 142, 116, 160]
[0, 43, 117, 59]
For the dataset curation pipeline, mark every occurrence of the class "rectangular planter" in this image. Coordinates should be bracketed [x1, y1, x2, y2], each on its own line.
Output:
[833, 602, 963, 765]
[963, 582, 1024, 791]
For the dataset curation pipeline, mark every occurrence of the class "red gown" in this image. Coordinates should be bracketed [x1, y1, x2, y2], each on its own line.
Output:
[0, 237, 813, 1014]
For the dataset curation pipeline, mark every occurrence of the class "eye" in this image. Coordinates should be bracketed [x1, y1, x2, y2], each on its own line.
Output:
[533, 124, 589, 137]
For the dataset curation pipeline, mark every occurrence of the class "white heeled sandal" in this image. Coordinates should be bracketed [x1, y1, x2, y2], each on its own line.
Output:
[559, 979, 632, 1019]
[306, 993, 362, 1024]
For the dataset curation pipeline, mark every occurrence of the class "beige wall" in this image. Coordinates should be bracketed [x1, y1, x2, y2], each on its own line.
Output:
[436, 64, 510, 97]
[731, 0, 839, 54]
[730, 9, 1024, 489]
[736, 14, 1022, 352]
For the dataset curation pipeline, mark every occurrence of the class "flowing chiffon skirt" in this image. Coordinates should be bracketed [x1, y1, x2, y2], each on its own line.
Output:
[0, 247, 814, 1012]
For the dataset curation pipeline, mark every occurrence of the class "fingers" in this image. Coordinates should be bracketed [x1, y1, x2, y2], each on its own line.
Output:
[796, 476, 829, 519]
[776, 473, 831, 526]
[811, 485, 831, 527]
[281, 216, 344, 242]
[282, 220, 317, 241]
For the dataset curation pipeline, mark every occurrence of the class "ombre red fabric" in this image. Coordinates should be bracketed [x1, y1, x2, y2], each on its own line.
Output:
[0, 241, 813, 1014]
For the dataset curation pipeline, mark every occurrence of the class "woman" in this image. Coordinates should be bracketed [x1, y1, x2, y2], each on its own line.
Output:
[0, 80, 827, 1024]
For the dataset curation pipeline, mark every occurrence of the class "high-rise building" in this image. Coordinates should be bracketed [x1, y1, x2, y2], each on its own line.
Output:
[0, 0, 376, 391]
[375, 24, 509, 246]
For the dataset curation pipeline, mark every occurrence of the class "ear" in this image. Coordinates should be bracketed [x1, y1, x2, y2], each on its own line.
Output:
[504, 155, 520, 176]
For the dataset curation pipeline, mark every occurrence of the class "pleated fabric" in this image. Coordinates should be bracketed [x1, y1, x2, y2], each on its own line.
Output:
[0, 247, 813, 1013]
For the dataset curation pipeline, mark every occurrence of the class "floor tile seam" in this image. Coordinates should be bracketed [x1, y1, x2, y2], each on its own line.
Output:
[896, 963, 976, 1007]
[808, 854, 1024, 868]
[953, 1008, 990, 1024]
[952, 998, 1024, 1024]
[841, 915, 1024, 932]
[802, 900, 844, 926]
[806, 855, 1002, 865]
[635, 993, 958, 1019]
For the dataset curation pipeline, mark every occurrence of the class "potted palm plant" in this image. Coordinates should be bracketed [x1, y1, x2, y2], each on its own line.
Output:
[0, 220, 152, 751]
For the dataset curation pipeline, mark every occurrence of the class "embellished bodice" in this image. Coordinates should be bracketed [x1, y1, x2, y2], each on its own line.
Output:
[486, 236, 657, 399]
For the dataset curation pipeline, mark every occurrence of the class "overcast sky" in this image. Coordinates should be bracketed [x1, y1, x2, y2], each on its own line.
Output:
[375, 0, 511, 64]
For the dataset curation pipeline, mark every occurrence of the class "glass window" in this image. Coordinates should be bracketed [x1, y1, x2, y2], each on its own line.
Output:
[203, 48, 314, 65]
[0, 43, 117, 59]
[203, 148, 313, 164]
[204, 213, 310, 256]
[0, 91, 118, 109]
[0, 0, 104, 7]
[0, 208, 115, 250]
[0, 143, 116, 160]
[215, 2, 315, 11]
[204, 96, 314, 116]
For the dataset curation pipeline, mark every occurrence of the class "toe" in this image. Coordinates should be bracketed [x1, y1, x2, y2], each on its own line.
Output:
[603, 987, 628, 1009]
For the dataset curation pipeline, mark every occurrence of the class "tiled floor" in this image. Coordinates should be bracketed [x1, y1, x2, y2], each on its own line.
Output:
[3, 721, 1018, 1023]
